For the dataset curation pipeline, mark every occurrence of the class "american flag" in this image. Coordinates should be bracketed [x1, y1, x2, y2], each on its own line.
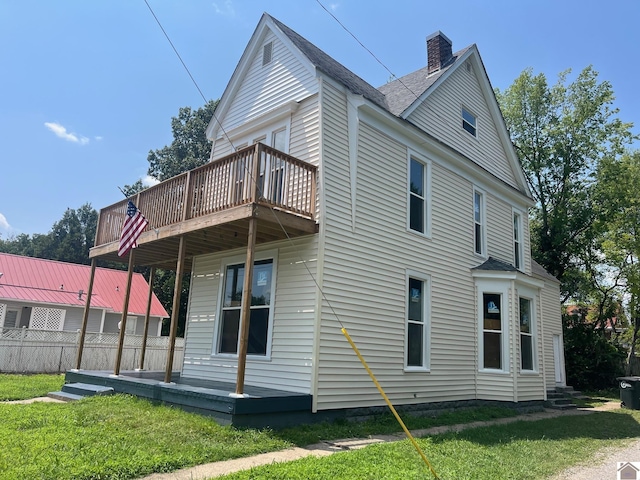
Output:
[118, 201, 149, 257]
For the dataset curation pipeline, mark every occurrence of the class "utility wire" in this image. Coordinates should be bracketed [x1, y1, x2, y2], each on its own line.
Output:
[143, 1, 346, 330]
[315, 0, 422, 102]
[143, 0, 237, 152]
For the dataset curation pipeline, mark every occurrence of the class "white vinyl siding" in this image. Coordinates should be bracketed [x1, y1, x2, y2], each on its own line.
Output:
[407, 64, 518, 189]
[220, 30, 317, 134]
[316, 82, 477, 411]
[538, 278, 564, 391]
[181, 237, 318, 394]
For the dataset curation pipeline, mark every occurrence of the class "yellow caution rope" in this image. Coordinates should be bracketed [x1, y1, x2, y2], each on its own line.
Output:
[341, 327, 440, 480]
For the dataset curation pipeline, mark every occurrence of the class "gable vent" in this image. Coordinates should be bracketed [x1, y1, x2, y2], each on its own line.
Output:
[262, 41, 273, 66]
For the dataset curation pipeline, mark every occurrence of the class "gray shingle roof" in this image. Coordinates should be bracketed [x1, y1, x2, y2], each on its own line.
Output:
[531, 259, 560, 283]
[268, 15, 389, 111]
[378, 47, 471, 116]
[472, 256, 517, 272]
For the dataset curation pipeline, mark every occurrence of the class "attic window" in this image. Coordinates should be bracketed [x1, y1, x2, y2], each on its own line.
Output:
[262, 42, 273, 66]
[462, 107, 477, 137]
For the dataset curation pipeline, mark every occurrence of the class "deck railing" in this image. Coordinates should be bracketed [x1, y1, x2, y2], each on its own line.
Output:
[95, 144, 317, 246]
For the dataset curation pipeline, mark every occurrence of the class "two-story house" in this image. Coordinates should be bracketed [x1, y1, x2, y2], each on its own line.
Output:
[81, 14, 566, 423]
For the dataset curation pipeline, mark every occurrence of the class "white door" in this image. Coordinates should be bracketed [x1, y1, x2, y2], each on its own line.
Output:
[553, 334, 565, 385]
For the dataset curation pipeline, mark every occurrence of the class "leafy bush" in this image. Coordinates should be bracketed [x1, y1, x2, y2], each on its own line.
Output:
[563, 313, 626, 390]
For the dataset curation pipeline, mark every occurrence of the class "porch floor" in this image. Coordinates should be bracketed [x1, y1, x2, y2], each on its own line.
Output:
[64, 370, 313, 428]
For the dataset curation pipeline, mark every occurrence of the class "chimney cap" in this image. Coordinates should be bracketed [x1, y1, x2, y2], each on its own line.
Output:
[426, 30, 452, 45]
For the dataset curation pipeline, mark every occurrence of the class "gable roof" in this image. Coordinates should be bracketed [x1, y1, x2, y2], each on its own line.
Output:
[209, 13, 531, 198]
[378, 46, 471, 116]
[472, 256, 517, 272]
[268, 15, 389, 111]
[0, 253, 168, 317]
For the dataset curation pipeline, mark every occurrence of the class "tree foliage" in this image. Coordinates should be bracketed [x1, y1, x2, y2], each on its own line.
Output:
[0, 203, 97, 265]
[147, 99, 218, 181]
[496, 66, 635, 296]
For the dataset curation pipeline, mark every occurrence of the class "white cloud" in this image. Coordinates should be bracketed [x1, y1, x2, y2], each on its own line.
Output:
[330, 3, 339, 11]
[94, 136, 103, 141]
[141, 175, 160, 188]
[0, 213, 11, 237]
[212, 0, 235, 16]
[44, 122, 89, 145]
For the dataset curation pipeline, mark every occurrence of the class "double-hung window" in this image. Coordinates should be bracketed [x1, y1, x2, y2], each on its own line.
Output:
[513, 211, 523, 270]
[409, 159, 425, 233]
[408, 155, 430, 235]
[462, 107, 477, 137]
[474, 189, 485, 256]
[482, 292, 503, 370]
[406, 273, 430, 370]
[218, 259, 274, 356]
[519, 296, 535, 371]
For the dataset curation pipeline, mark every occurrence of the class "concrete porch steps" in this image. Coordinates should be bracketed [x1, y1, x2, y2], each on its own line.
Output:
[48, 382, 115, 402]
[546, 386, 582, 410]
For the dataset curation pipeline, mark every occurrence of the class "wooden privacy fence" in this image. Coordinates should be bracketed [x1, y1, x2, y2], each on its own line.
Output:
[0, 328, 184, 374]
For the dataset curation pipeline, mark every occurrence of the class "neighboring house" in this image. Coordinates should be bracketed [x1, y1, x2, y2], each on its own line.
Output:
[89, 14, 566, 415]
[0, 253, 168, 336]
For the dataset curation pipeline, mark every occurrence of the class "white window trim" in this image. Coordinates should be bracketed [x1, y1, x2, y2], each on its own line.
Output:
[473, 187, 487, 258]
[404, 270, 431, 372]
[407, 151, 432, 238]
[513, 208, 525, 272]
[212, 249, 278, 360]
[462, 106, 478, 138]
[517, 286, 539, 374]
[476, 280, 510, 374]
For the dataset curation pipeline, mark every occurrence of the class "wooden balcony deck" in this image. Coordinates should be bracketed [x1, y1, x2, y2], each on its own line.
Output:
[90, 143, 318, 271]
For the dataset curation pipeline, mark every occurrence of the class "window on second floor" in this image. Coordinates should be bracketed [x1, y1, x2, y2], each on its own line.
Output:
[409, 158, 426, 234]
[474, 189, 485, 256]
[462, 107, 477, 137]
[513, 211, 523, 270]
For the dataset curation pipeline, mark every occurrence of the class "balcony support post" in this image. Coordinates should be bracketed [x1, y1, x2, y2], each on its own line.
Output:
[235, 216, 258, 396]
[137, 267, 155, 371]
[74, 258, 96, 370]
[114, 249, 136, 376]
[164, 236, 186, 384]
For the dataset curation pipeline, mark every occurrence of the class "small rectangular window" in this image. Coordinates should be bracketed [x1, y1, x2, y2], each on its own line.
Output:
[409, 158, 426, 233]
[462, 107, 477, 137]
[474, 190, 484, 255]
[262, 42, 273, 66]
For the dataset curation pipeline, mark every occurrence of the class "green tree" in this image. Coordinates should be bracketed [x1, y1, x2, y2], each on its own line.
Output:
[496, 66, 636, 298]
[596, 151, 640, 373]
[147, 99, 218, 181]
[0, 203, 97, 265]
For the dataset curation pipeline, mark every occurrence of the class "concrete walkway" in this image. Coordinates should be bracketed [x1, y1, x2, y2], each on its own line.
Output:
[140, 402, 623, 480]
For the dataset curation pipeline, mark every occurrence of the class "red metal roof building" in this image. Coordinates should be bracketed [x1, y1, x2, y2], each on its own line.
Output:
[0, 253, 168, 335]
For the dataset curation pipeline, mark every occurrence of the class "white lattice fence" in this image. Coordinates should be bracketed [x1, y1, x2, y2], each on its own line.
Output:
[0, 328, 183, 373]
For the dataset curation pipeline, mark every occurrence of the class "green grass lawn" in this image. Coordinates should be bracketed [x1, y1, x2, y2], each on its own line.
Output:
[0, 373, 64, 400]
[0, 374, 636, 480]
[217, 409, 640, 480]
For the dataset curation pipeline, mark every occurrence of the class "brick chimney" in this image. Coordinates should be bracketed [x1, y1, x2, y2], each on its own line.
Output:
[426, 31, 453, 74]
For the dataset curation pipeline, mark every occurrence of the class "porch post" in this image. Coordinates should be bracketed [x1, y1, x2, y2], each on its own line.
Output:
[74, 258, 96, 370]
[137, 267, 155, 371]
[164, 236, 186, 384]
[114, 249, 135, 376]
[235, 216, 258, 396]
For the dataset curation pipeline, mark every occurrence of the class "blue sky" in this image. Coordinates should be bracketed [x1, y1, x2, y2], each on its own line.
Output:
[1, 0, 638, 237]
